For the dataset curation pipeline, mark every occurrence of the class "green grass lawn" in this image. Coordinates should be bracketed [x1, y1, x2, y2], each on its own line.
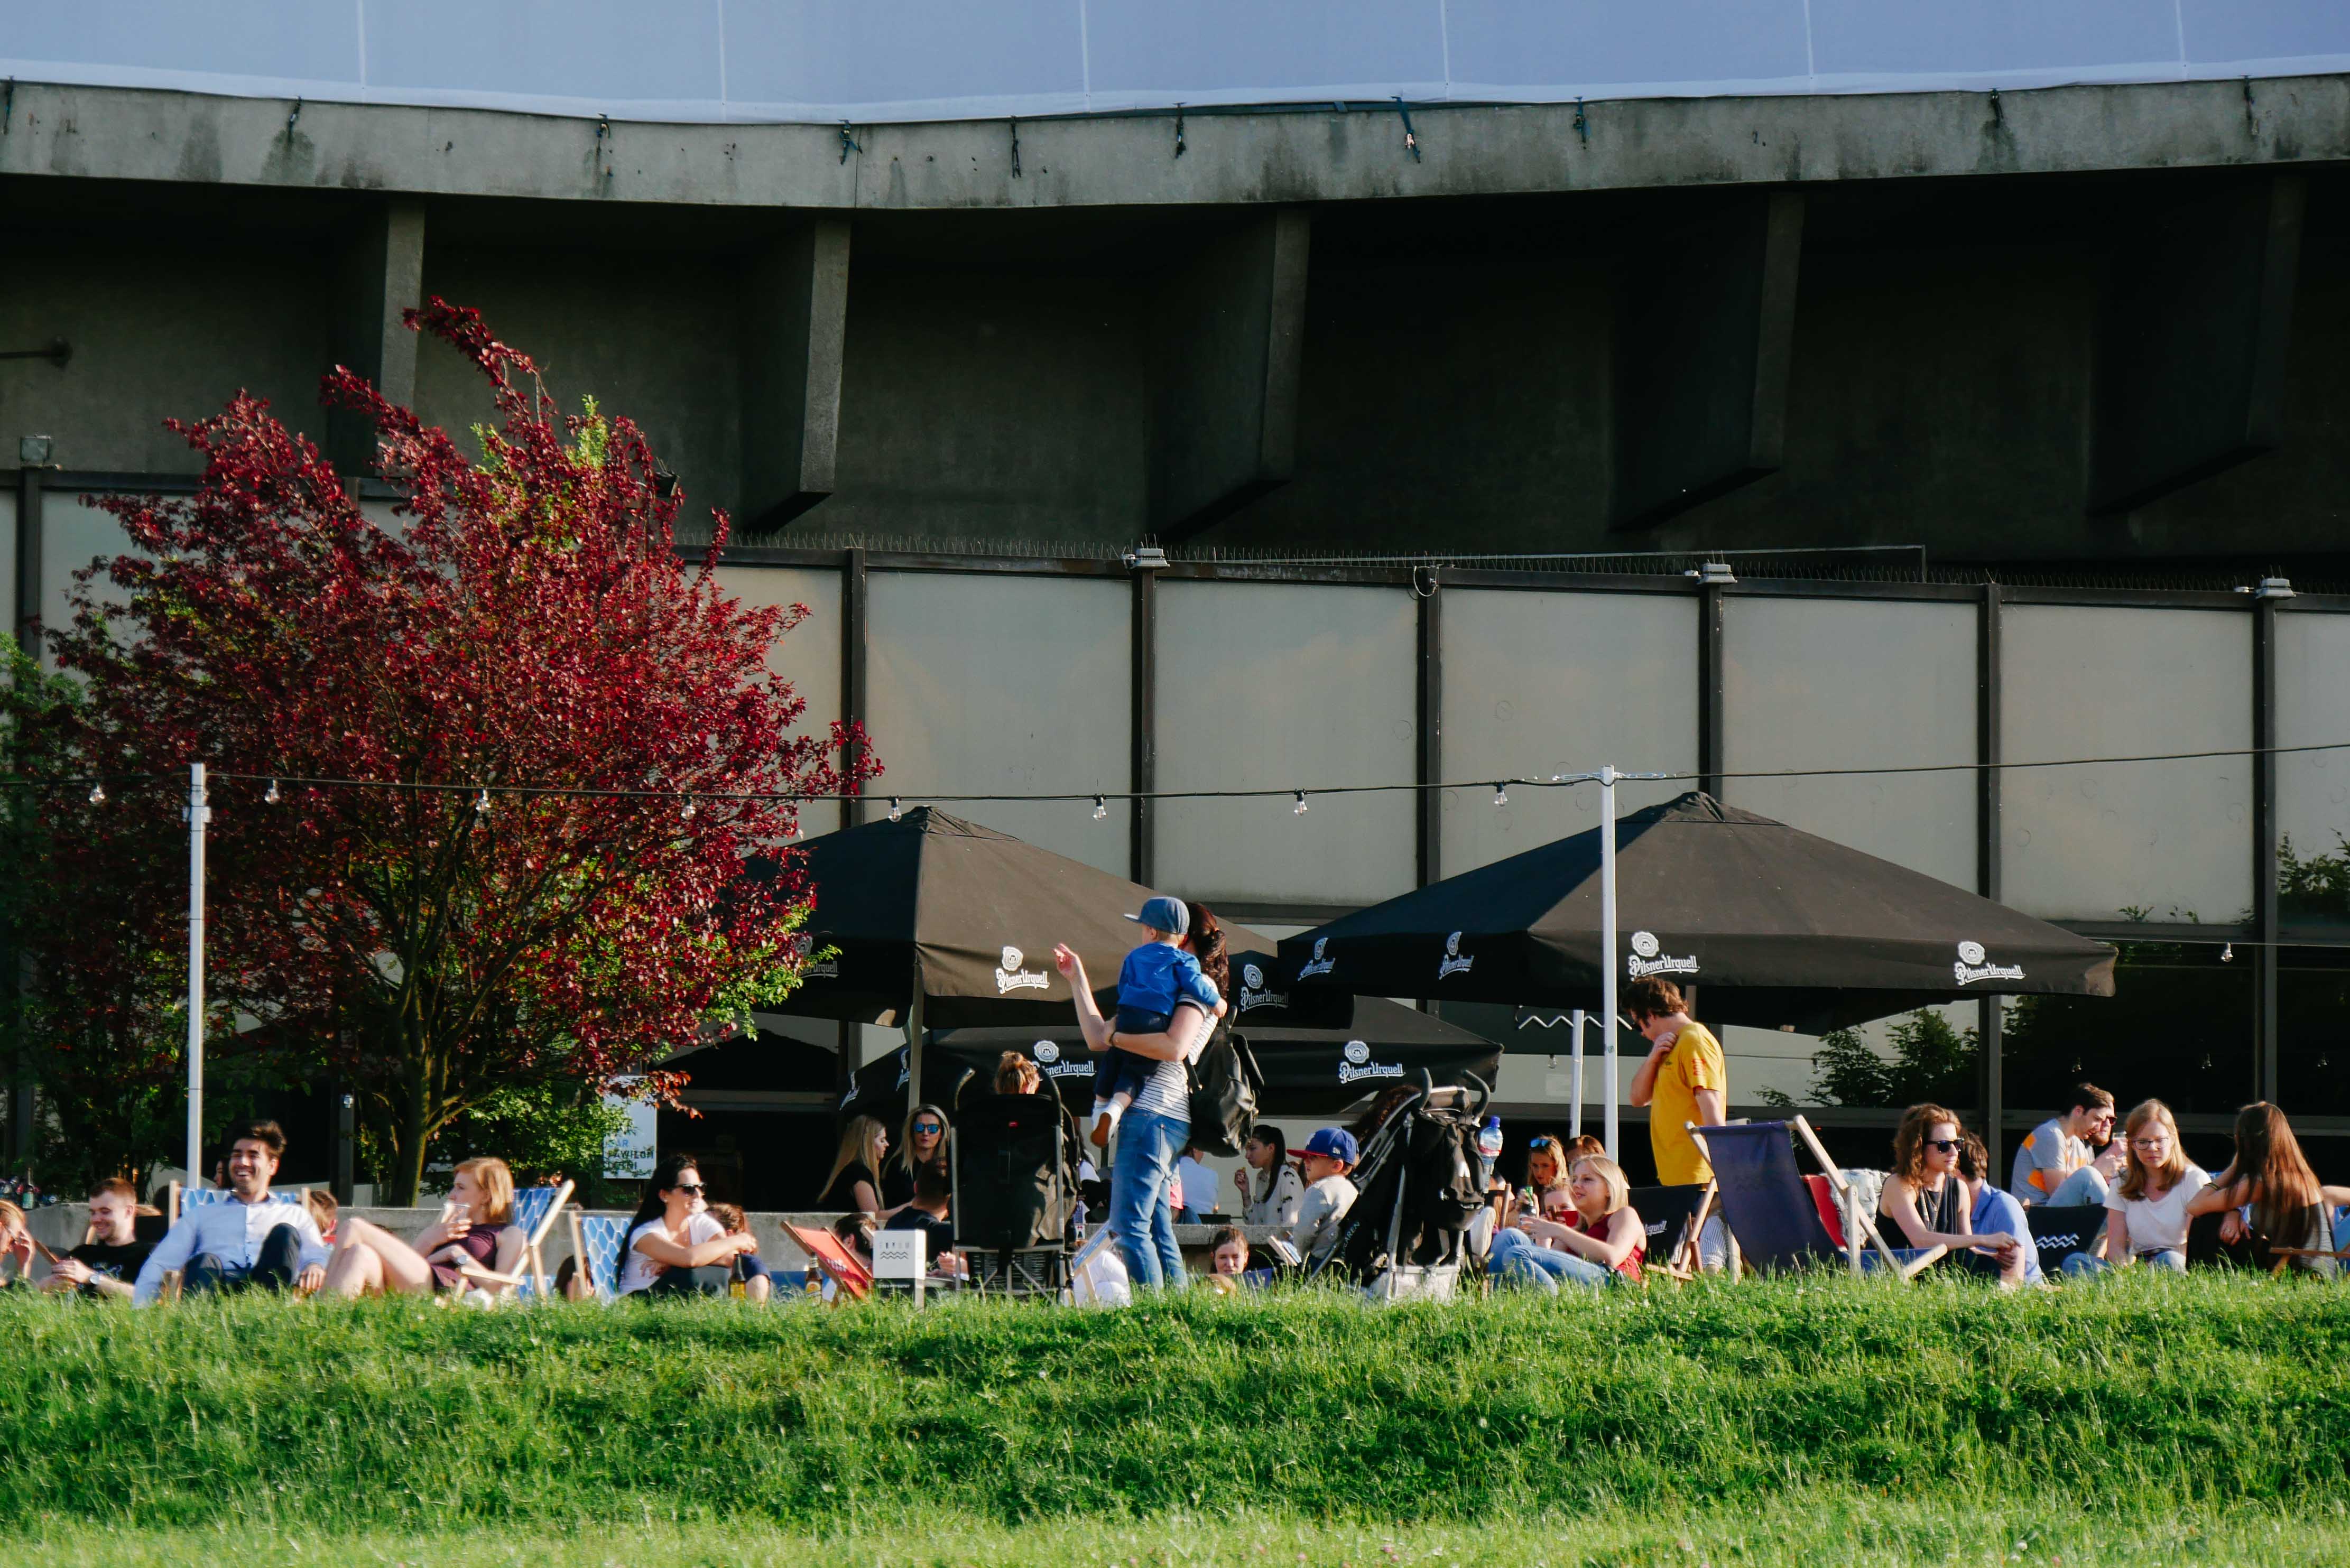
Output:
[4, 1272, 2346, 1564]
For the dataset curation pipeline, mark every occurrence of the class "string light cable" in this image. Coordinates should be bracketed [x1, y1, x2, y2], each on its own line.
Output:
[20, 738, 2350, 810]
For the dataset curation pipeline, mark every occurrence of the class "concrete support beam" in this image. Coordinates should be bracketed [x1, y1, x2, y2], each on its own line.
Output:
[327, 198, 426, 472]
[2088, 175, 2305, 515]
[1613, 192, 1804, 529]
[739, 219, 851, 534]
[1148, 210, 1310, 540]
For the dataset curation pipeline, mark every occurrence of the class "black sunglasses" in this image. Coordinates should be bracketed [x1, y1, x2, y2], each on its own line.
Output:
[1923, 1138, 1962, 1154]
[673, 1182, 705, 1194]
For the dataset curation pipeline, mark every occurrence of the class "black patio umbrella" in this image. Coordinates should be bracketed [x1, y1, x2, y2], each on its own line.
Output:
[1278, 791, 2116, 1034]
[752, 806, 1349, 1106]
[924, 999, 1502, 1122]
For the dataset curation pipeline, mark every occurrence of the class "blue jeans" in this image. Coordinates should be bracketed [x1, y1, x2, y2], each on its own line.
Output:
[1109, 1105, 1188, 1289]
[182, 1223, 304, 1296]
[1488, 1228, 1613, 1292]
[2062, 1249, 2185, 1278]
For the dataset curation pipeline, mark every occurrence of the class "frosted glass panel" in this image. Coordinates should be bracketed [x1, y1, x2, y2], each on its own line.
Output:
[1724, 596, 1977, 890]
[866, 573, 1130, 874]
[2001, 606, 2251, 923]
[43, 492, 137, 634]
[2277, 611, 2350, 927]
[1440, 589, 1698, 874]
[1157, 580, 1417, 905]
[717, 564, 845, 836]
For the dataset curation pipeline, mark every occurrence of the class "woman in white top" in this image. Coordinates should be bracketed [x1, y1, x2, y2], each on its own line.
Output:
[1231, 1125, 1305, 1228]
[614, 1155, 761, 1298]
[2062, 1098, 2208, 1277]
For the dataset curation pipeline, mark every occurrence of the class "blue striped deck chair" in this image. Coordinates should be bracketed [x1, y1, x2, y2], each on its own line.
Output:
[168, 1183, 302, 1222]
[1689, 1117, 1940, 1279]
[565, 1212, 630, 1304]
[463, 1179, 575, 1300]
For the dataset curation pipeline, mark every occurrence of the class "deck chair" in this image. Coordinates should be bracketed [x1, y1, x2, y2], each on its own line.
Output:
[2024, 1203, 2108, 1277]
[563, 1212, 631, 1303]
[455, 1180, 574, 1300]
[154, 1185, 303, 1301]
[1691, 1117, 1942, 1278]
[1625, 1183, 1714, 1281]
[782, 1219, 872, 1303]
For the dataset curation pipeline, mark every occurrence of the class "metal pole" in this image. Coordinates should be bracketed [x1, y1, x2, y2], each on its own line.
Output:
[1599, 764, 1620, 1163]
[1569, 1008, 1585, 1139]
[185, 763, 209, 1187]
[905, 981, 924, 1123]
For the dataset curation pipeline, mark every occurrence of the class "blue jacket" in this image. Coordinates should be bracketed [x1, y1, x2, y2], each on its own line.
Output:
[1117, 941, 1221, 1019]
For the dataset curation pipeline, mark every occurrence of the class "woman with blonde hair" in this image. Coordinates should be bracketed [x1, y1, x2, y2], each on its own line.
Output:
[817, 1115, 888, 1213]
[2064, 1098, 2209, 1277]
[1488, 1153, 1647, 1291]
[319, 1156, 528, 1298]
[2185, 1101, 2350, 1276]
[1878, 1105, 2027, 1283]
[883, 1102, 951, 1209]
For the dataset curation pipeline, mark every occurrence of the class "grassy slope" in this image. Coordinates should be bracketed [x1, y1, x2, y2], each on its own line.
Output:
[3, 1273, 2346, 1555]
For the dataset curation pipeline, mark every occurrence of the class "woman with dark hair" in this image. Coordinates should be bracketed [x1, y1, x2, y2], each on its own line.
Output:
[1052, 899, 1223, 1290]
[1230, 1124, 1303, 1227]
[1878, 1104, 2028, 1283]
[614, 1155, 762, 1299]
[882, 1102, 951, 1209]
[2187, 1101, 2350, 1277]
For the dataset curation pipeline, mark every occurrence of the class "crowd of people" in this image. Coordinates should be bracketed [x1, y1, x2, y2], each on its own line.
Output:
[4, 934, 2346, 1304]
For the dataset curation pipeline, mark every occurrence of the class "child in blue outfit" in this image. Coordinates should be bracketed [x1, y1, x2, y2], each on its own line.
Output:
[1091, 895, 1225, 1149]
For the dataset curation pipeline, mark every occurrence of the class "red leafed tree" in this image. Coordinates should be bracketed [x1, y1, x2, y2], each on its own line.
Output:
[17, 300, 868, 1202]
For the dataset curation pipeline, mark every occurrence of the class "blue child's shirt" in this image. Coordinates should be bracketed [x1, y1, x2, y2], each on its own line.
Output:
[1117, 941, 1222, 1018]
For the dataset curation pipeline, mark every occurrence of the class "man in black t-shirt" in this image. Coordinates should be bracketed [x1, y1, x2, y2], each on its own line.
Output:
[880, 1159, 961, 1282]
[44, 1178, 152, 1301]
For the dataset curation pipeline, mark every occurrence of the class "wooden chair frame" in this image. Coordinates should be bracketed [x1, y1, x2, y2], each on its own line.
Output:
[1689, 1116, 1946, 1280]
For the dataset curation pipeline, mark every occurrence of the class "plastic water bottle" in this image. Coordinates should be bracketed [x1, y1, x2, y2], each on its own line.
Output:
[1476, 1116, 1504, 1185]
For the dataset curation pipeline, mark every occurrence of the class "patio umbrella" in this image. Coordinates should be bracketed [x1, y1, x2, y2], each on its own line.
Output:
[1277, 791, 2116, 1032]
[924, 998, 1503, 1122]
[750, 806, 1349, 1107]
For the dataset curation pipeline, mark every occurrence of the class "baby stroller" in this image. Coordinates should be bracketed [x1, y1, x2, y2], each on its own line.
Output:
[952, 1091, 1083, 1297]
[1307, 1070, 1491, 1302]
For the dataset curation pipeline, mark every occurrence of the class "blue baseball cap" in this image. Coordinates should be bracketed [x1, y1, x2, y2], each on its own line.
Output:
[1124, 895, 1188, 937]
[1296, 1128, 1359, 1165]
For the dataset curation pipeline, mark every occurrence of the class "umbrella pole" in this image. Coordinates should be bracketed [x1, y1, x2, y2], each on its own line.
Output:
[1569, 1008, 1585, 1140]
[1600, 764, 1620, 1163]
[906, 982, 925, 1120]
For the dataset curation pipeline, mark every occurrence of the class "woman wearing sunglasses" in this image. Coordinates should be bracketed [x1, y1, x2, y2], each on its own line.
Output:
[883, 1103, 952, 1210]
[2062, 1099, 2209, 1278]
[614, 1155, 762, 1299]
[1878, 1104, 2029, 1284]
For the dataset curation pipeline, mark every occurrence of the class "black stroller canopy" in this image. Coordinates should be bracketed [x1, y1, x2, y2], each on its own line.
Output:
[1278, 791, 2116, 1033]
[747, 806, 1349, 1031]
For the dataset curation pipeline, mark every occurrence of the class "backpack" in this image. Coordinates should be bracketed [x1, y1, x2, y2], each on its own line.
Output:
[1185, 1018, 1263, 1159]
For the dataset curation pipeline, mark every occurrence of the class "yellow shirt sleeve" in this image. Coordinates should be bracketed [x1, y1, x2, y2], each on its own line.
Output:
[1675, 1024, 1727, 1096]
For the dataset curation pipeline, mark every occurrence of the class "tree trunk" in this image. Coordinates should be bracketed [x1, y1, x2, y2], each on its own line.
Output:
[381, 1024, 434, 1206]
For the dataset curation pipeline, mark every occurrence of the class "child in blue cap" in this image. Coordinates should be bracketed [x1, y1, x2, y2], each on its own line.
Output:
[1090, 894, 1225, 1149]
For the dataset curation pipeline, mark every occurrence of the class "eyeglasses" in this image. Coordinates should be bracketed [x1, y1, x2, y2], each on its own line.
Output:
[2130, 1135, 2169, 1149]
[1923, 1138, 1962, 1154]
[673, 1182, 705, 1194]
[911, 1122, 943, 1136]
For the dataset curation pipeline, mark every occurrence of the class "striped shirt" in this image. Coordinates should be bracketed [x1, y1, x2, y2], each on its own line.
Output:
[1128, 1005, 1213, 1120]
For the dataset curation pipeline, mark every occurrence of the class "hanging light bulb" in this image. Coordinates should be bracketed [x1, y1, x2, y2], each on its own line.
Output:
[1092, 795, 1108, 821]
[474, 788, 491, 817]
[1493, 783, 1509, 808]
[887, 797, 903, 822]
[1292, 791, 1309, 816]
[87, 781, 106, 806]
[2221, 942, 2235, 962]
[263, 778, 282, 805]
[681, 798, 697, 821]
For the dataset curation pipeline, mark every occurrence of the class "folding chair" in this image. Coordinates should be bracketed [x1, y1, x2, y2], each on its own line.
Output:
[562, 1212, 631, 1303]
[782, 1219, 872, 1303]
[2024, 1203, 2108, 1278]
[1690, 1117, 1942, 1278]
[1625, 1183, 1715, 1281]
[456, 1180, 574, 1300]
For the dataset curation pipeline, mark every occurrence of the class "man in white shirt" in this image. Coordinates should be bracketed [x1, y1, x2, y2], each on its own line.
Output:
[133, 1120, 330, 1305]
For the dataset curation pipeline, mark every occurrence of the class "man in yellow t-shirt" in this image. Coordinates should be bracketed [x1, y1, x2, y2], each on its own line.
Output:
[1624, 978, 1727, 1187]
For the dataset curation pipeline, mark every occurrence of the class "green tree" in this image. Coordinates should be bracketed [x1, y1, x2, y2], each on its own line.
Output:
[1759, 1009, 1979, 1109]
